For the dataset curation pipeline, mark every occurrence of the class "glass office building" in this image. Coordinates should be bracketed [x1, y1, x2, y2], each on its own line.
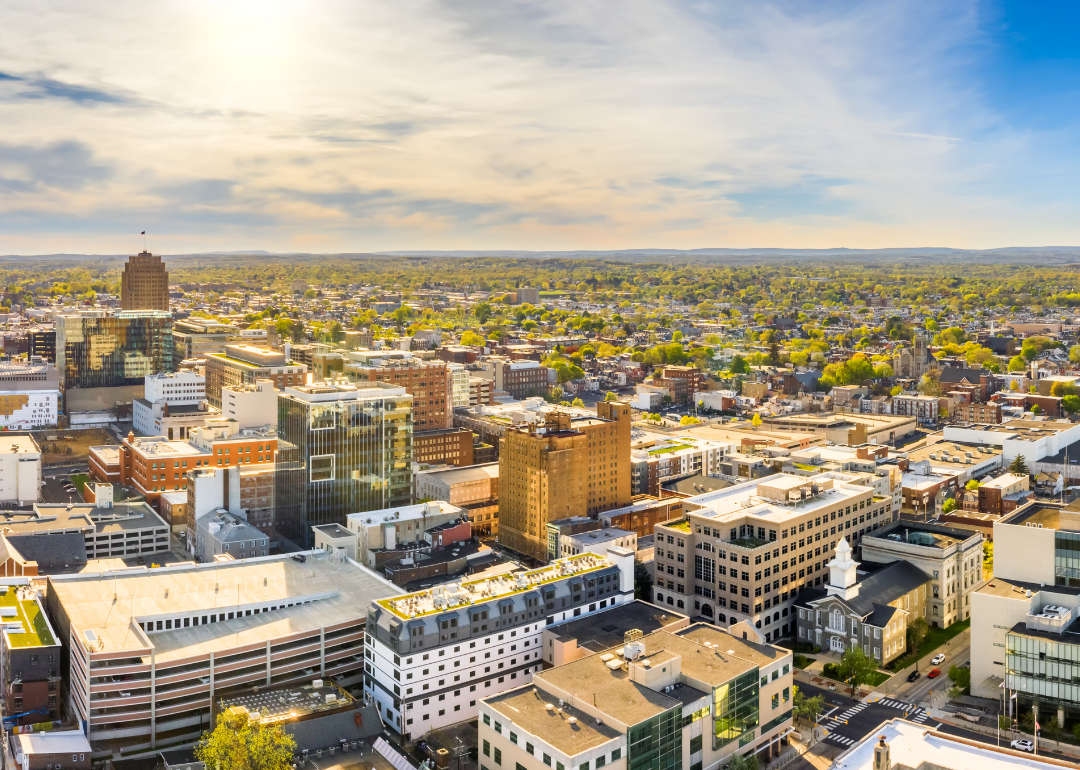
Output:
[276, 382, 413, 548]
[627, 707, 683, 770]
[1006, 624, 1080, 724]
[56, 311, 174, 388]
[714, 668, 761, 750]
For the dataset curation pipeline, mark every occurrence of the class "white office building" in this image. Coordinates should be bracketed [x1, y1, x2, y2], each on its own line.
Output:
[0, 435, 41, 506]
[143, 371, 206, 404]
[365, 547, 635, 742]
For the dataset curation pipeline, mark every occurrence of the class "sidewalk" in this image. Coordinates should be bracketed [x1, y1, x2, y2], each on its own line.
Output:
[929, 710, 1080, 760]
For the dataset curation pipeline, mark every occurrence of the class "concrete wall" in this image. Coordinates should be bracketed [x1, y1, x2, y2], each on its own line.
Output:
[993, 521, 1056, 585]
[970, 589, 1033, 699]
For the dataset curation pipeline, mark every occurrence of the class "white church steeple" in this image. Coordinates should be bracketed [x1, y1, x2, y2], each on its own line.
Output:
[826, 537, 860, 601]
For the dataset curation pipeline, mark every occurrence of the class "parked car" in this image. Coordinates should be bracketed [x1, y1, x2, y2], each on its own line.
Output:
[931, 653, 946, 665]
[1010, 739, 1034, 753]
[927, 669, 941, 679]
[906, 670, 921, 683]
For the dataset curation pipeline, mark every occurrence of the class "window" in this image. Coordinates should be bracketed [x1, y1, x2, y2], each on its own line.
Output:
[611, 750, 621, 761]
[483, 741, 490, 757]
[494, 748, 502, 766]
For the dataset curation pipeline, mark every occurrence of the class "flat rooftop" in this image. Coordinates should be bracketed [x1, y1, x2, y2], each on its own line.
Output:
[0, 585, 57, 648]
[548, 601, 687, 653]
[347, 501, 462, 527]
[0, 435, 39, 455]
[683, 472, 872, 524]
[835, 719, 1069, 770]
[379, 552, 613, 619]
[416, 462, 499, 485]
[47, 551, 397, 661]
[1002, 503, 1063, 529]
[218, 680, 355, 725]
[905, 440, 1000, 469]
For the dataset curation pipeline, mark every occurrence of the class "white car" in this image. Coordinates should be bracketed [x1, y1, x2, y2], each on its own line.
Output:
[931, 653, 946, 665]
[1010, 739, 1034, 753]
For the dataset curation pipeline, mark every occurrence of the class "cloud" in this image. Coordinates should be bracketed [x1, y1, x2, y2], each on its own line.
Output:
[0, 0, 1077, 251]
[0, 71, 137, 105]
[0, 140, 112, 192]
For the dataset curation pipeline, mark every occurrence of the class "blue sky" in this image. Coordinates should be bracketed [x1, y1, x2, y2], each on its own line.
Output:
[0, 0, 1078, 254]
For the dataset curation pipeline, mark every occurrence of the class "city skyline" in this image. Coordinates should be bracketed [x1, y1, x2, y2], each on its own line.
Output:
[2, 1, 1080, 254]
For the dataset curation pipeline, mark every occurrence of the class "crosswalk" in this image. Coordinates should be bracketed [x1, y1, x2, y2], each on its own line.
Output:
[828, 702, 868, 723]
[910, 710, 930, 724]
[826, 733, 857, 746]
[877, 697, 917, 712]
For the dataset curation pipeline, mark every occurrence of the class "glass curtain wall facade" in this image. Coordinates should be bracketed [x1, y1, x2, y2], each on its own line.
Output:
[713, 669, 760, 750]
[1055, 532, 1080, 586]
[276, 387, 413, 548]
[1006, 630, 1080, 723]
[627, 707, 682, 770]
[57, 312, 174, 388]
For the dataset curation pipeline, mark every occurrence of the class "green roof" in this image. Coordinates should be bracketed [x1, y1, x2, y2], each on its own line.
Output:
[0, 587, 55, 648]
[648, 443, 693, 456]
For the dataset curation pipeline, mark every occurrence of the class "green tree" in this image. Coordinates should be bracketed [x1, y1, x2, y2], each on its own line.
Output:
[290, 321, 306, 343]
[837, 646, 878, 698]
[1008, 455, 1029, 475]
[460, 330, 485, 346]
[725, 754, 758, 770]
[571, 397, 585, 407]
[1063, 395, 1080, 415]
[327, 321, 345, 344]
[474, 302, 493, 324]
[1008, 355, 1027, 372]
[751, 413, 762, 429]
[303, 288, 317, 299]
[680, 415, 701, 426]
[1030, 404, 1042, 415]
[546, 386, 564, 403]
[730, 354, 749, 374]
[195, 709, 297, 770]
[1070, 345, 1080, 364]
[907, 617, 929, 659]
[604, 391, 618, 402]
[634, 561, 653, 600]
[792, 686, 824, 725]
[965, 479, 980, 491]
[947, 664, 971, 694]
[942, 498, 957, 514]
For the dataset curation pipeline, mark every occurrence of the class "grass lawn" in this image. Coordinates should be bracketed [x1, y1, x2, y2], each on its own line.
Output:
[887, 619, 970, 671]
[793, 654, 816, 670]
[70, 473, 89, 494]
[820, 664, 891, 688]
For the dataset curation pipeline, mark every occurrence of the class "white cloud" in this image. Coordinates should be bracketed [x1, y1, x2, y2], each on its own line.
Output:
[0, 0, 1073, 253]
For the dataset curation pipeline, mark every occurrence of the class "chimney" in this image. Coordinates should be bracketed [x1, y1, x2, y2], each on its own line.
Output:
[872, 735, 890, 770]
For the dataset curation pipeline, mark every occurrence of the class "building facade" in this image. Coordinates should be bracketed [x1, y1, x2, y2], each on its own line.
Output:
[794, 539, 931, 665]
[204, 344, 308, 407]
[120, 251, 169, 311]
[344, 355, 450, 432]
[859, 521, 984, 628]
[498, 402, 631, 562]
[414, 427, 474, 467]
[480, 623, 794, 770]
[56, 311, 175, 390]
[275, 382, 413, 549]
[45, 552, 396, 755]
[653, 472, 897, 644]
[0, 358, 61, 429]
[0, 435, 41, 506]
[365, 547, 635, 741]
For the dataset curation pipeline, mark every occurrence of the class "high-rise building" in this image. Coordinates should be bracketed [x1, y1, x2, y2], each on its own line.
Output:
[0, 579, 62, 727]
[120, 251, 169, 311]
[652, 471, 897, 644]
[480, 357, 553, 400]
[56, 310, 174, 390]
[343, 351, 450, 431]
[498, 402, 631, 562]
[203, 344, 307, 407]
[365, 546, 635, 741]
[275, 382, 413, 549]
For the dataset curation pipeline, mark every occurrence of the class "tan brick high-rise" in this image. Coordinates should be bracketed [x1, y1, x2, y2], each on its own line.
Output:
[120, 251, 169, 311]
[499, 401, 631, 562]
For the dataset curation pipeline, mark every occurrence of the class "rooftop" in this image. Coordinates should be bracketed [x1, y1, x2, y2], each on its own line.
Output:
[547, 600, 687, 653]
[218, 680, 355, 726]
[347, 501, 463, 528]
[48, 551, 397, 660]
[834, 719, 1072, 770]
[415, 462, 500, 485]
[680, 472, 871, 525]
[0, 583, 57, 648]
[379, 552, 613, 619]
[0, 435, 39, 455]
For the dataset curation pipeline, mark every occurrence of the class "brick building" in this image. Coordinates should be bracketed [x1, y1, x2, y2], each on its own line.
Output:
[344, 356, 450, 432]
[413, 427, 475, 467]
[204, 344, 308, 407]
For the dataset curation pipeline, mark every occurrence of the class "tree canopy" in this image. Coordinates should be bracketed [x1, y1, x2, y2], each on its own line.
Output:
[195, 710, 297, 770]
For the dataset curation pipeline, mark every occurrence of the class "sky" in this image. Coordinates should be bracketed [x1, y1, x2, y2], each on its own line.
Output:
[1, 0, 1080, 254]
